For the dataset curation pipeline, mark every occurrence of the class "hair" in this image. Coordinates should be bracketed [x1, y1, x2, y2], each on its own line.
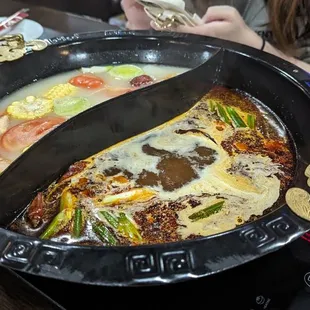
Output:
[266, 0, 309, 54]
[189, 0, 310, 55]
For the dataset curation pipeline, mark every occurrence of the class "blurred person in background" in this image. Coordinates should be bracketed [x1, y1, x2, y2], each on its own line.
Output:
[121, 0, 310, 71]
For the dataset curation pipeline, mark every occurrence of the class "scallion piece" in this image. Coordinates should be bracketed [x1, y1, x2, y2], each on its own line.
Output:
[246, 114, 256, 129]
[118, 212, 142, 242]
[225, 106, 247, 127]
[73, 208, 83, 238]
[189, 201, 225, 222]
[40, 209, 73, 239]
[216, 103, 231, 124]
[60, 190, 77, 211]
[208, 99, 216, 112]
[100, 210, 119, 229]
[92, 222, 117, 245]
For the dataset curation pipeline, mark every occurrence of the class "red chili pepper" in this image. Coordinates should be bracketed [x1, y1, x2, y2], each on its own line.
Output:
[27, 192, 44, 228]
[59, 161, 87, 182]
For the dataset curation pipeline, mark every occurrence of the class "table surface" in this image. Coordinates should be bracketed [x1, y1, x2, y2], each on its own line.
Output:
[0, 1, 117, 309]
[0, 0, 117, 38]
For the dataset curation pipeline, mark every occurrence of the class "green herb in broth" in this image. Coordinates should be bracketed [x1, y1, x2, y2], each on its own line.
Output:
[8, 86, 295, 247]
[73, 208, 83, 238]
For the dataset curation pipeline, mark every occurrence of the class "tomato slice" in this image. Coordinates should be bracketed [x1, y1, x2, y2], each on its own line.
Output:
[69, 74, 104, 89]
[0, 117, 65, 153]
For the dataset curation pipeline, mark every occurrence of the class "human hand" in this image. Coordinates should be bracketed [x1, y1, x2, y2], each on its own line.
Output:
[121, 0, 151, 30]
[151, 5, 262, 49]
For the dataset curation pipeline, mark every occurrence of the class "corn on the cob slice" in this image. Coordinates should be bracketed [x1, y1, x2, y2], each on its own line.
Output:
[7, 96, 53, 120]
[43, 83, 76, 100]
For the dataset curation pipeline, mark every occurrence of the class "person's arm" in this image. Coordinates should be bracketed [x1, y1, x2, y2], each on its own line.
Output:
[151, 6, 310, 72]
[240, 28, 310, 72]
[262, 41, 310, 72]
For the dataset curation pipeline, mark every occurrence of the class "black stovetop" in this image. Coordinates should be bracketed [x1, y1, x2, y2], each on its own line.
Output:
[11, 235, 310, 310]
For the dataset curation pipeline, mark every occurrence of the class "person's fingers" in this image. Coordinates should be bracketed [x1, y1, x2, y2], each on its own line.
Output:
[126, 21, 133, 29]
[176, 21, 231, 37]
[175, 23, 217, 36]
[122, 0, 151, 29]
[202, 5, 240, 23]
[150, 22, 210, 36]
[121, 0, 138, 11]
[128, 20, 152, 30]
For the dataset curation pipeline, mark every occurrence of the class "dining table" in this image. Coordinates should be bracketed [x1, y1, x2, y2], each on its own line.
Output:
[0, 0, 118, 39]
[0, 0, 119, 309]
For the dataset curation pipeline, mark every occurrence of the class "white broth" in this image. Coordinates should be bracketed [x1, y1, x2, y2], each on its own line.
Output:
[0, 64, 188, 168]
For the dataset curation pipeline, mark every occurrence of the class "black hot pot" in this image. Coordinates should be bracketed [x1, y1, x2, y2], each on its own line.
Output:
[0, 30, 309, 286]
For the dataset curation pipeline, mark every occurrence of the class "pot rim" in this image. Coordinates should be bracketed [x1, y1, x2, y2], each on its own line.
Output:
[0, 30, 309, 286]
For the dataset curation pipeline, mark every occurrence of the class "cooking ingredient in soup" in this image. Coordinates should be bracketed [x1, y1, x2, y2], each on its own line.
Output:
[117, 212, 142, 243]
[92, 221, 118, 245]
[208, 100, 256, 129]
[100, 211, 119, 228]
[7, 96, 53, 120]
[53, 97, 91, 117]
[40, 209, 73, 239]
[0, 116, 64, 155]
[108, 65, 144, 80]
[130, 74, 154, 87]
[246, 114, 256, 129]
[27, 192, 44, 228]
[0, 115, 9, 134]
[188, 201, 225, 222]
[0, 63, 187, 169]
[215, 102, 231, 124]
[59, 160, 88, 182]
[98, 188, 156, 206]
[73, 208, 83, 238]
[10, 87, 294, 246]
[69, 74, 104, 89]
[60, 190, 77, 211]
[226, 106, 247, 128]
[94, 211, 142, 244]
[43, 83, 77, 100]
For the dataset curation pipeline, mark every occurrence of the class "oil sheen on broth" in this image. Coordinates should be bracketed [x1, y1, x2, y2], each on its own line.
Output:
[9, 86, 295, 246]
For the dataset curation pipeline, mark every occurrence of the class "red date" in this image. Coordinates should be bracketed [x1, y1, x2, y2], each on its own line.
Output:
[130, 75, 154, 87]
